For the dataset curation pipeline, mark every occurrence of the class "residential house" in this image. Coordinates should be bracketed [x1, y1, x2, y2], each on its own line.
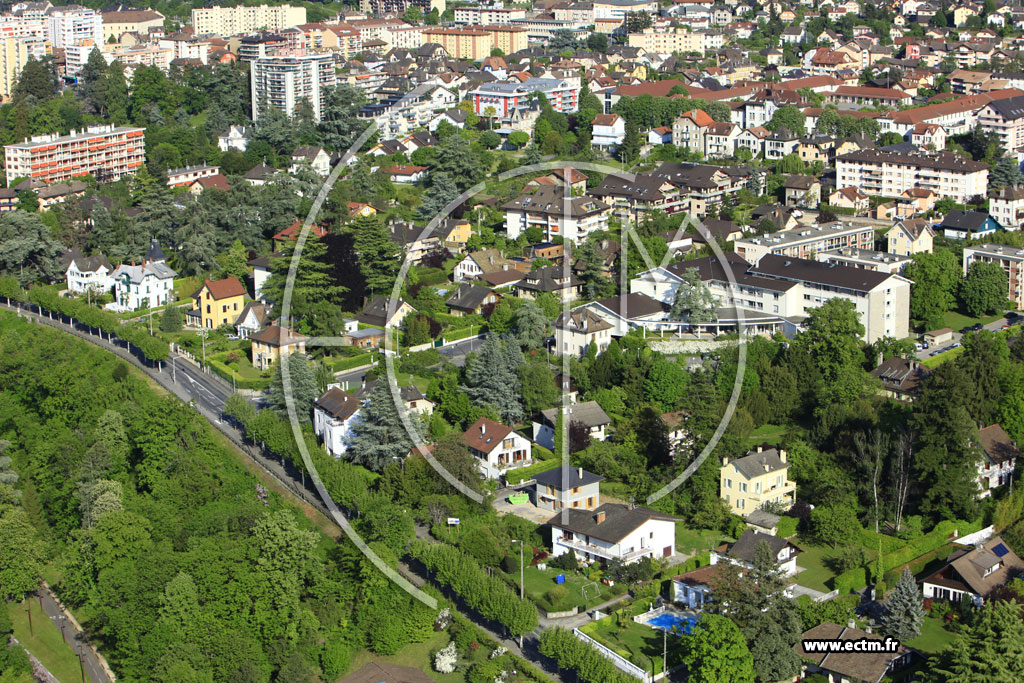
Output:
[553, 307, 614, 357]
[534, 401, 611, 450]
[672, 108, 714, 154]
[547, 503, 679, 565]
[795, 623, 915, 683]
[290, 145, 331, 176]
[704, 122, 739, 158]
[454, 249, 517, 282]
[313, 387, 362, 457]
[218, 124, 249, 152]
[711, 529, 803, 576]
[765, 127, 800, 160]
[592, 113, 626, 150]
[798, 134, 836, 165]
[989, 185, 1024, 230]
[531, 467, 603, 512]
[828, 186, 869, 214]
[783, 175, 821, 209]
[63, 248, 112, 295]
[435, 218, 473, 252]
[886, 218, 935, 255]
[462, 417, 532, 480]
[243, 162, 277, 186]
[513, 265, 583, 303]
[380, 164, 428, 183]
[922, 536, 1024, 605]
[870, 356, 929, 401]
[940, 210, 1001, 240]
[910, 122, 947, 149]
[977, 423, 1019, 497]
[191, 277, 246, 329]
[247, 252, 281, 301]
[250, 325, 308, 371]
[720, 446, 796, 516]
[356, 296, 416, 329]
[445, 283, 500, 316]
[733, 222, 874, 264]
[662, 410, 692, 458]
[234, 301, 270, 340]
[110, 242, 176, 311]
[343, 327, 386, 349]
[672, 565, 728, 610]
[978, 94, 1024, 155]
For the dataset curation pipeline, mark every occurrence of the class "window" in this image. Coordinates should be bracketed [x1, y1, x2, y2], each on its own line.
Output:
[738, 498, 745, 509]
[739, 482, 747, 493]
[724, 478, 732, 489]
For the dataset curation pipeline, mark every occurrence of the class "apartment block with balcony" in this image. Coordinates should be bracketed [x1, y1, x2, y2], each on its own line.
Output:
[963, 243, 1024, 310]
[4, 124, 145, 186]
[454, 6, 526, 24]
[502, 186, 610, 244]
[720, 446, 796, 516]
[471, 76, 579, 116]
[420, 26, 492, 60]
[250, 50, 336, 121]
[836, 148, 989, 203]
[989, 184, 1024, 231]
[977, 94, 1024, 155]
[191, 5, 306, 37]
[734, 221, 875, 264]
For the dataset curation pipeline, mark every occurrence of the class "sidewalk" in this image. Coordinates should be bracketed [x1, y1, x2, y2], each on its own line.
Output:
[38, 583, 114, 682]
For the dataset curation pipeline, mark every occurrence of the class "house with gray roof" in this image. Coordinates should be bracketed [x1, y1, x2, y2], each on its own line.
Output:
[109, 242, 176, 311]
[531, 467, 604, 512]
[711, 528, 803, 576]
[534, 401, 610, 450]
[547, 502, 679, 565]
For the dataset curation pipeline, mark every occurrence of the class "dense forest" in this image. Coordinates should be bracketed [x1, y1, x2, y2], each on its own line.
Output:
[0, 312, 443, 682]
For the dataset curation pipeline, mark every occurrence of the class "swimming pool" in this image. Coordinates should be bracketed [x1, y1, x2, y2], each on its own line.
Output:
[644, 612, 696, 635]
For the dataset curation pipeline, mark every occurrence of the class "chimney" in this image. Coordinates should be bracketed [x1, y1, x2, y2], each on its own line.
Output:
[595, 511, 606, 524]
[779, 449, 787, 463]
[764, 461, 770, 472]
[722, 456, 729, 465]
[480, 422, 486, 435]
[756, 445, 763, 453]
[878, 351, 884, 367]
[847, 618, 856, 630]
[578, 467, 583, 478]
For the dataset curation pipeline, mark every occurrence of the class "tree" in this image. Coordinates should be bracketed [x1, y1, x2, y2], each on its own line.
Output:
[881, 568, 924, 642]
[927, 600, 1024, 682]
[618, 118, 642, 162]
[811, 503, 861, 548]
[347, 214, 399, 297]
[576, 239, 613, 299]
[765, 106, 806, 135]
[262, 235, 348, 335]
[266, 353, 318, 422]
[402, 5, 422, 23]
[622, 11, 653, 33]
[0, 506, 44, 601]
[13, 56, 56, 101]
[345, 380, 420, 472]
[586, 33, 609, 52]
[904, 250, 961, 326]
[159, 305, 183, 332]
[683, 614, 756, 683]
[792, 298, 869, 407]
[990, 158, 1023, 188]
[547, 29, 579, 51]
[507, 131, 529, 149]
[513, 300, 549, 349]
[478, 130, 501, 149]
[643, 357, 690, 411]
[318, 85, 365, 152]
[430, 134, 484, 189]
[217, 239, 249, 281]
[0, 211, 64, 285]
[463, 336, 524, 424]
[960, 261, 1008, 317]
[776, 153, 806, 175]
[670, 267, 717, 323]
[418, 171, 460, 220]
[519, 356, 559, 416]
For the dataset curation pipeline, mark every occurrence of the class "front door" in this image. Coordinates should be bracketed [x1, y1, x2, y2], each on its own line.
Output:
[663, 545, 672, 558]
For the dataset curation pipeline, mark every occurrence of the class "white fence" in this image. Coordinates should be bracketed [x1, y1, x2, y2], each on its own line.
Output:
[572, 628, 651, 682]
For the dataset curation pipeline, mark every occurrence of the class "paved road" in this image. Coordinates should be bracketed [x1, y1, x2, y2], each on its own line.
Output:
[914, 315, 1019, 360]
[36, 588, 109, 683]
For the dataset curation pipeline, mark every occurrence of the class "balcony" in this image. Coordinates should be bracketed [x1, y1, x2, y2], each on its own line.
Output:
[557, 536, 653, 562]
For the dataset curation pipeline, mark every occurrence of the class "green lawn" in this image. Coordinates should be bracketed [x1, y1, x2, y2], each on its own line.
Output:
[675, 525, 731, 555]
[921, 346, 964, 368]
[745, 423, 788, 447]
[582, 613, 683, 676]
[928, 310, 1005, 332]
[794, 542, 842, 592]
[512, 565, 626, 613]
[7, 599, 84, 683]
[343, 630, 469, 683]
[173, 276, 202, 302]
[907, 615, 957, 654]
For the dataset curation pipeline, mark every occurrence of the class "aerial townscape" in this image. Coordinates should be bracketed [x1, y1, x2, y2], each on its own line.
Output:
[6, 0, 1024, 682]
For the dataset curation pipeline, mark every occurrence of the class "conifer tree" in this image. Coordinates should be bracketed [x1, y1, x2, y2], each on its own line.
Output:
[881, 567, 924, 643]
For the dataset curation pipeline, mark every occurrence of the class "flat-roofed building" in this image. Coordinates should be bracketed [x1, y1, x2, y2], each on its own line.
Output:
[250, 50, 336, 121]
[963, 243, 1024, 310]
[454, 6, 526, 25]
[191, 5, 307, 37]
[471, 76, 580, 116]
[4, 124, 145, 185]
[733, 222, 874, 264]
[420, 26, 492, 60]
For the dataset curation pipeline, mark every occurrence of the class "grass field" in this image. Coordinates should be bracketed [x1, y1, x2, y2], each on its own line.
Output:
[7, 599, 84, 683]
[675, 525, 731, 555]
[344, 630, 467, 683]
[582, 613, 684, 676]
[745, 423, 788, 447]
[929, 310, 1005, 332]
[514, 565, 625, 613]
[907, 615, 957, 654]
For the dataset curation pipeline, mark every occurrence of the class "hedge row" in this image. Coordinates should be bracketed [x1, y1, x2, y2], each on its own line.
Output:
[27, 287, 170, 362]
[408, 540, 538, 637]
[857, 528, 907, 555]
[776, 516, 799, 539]
[208, 357, 269, 390]
[331, 352, 374, 372]
[538, 627, 636, 683]
[673, 550, 712, 576]
[834, 567, 868, 595]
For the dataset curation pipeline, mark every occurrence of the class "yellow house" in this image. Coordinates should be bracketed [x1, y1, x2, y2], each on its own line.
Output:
[192, 277, 246, 329]
[886, 218, 934, 257]
[438, 218, 472, 252]
[250, 325, 309, 371]
[720, 446, 796, 516]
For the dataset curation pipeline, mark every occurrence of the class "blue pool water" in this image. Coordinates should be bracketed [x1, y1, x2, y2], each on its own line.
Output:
[645, 613, 696, 635]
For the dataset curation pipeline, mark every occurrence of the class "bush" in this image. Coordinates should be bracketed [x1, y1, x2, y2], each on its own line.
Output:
[834, 567, 868, 594]
[545, 585, 569, 606]
[548, 552, 578, 571]
[159, 305, 183, 332]
[502, 554, 519, 574]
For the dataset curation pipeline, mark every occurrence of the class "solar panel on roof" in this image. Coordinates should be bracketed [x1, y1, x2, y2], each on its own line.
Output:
[993, 543, 1010, 558]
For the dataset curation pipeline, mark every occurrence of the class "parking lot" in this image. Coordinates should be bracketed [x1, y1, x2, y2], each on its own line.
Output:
[914, 313, 1022, 360]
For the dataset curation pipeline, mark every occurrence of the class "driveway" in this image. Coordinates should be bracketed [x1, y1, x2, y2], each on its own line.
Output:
[493, 492, 554, 524]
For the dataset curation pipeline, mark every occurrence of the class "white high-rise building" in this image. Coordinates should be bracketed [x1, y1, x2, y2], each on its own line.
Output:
[191, 5, 306, 37]
[250, 50, 335, 121]
[46, 6, 102, 49]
